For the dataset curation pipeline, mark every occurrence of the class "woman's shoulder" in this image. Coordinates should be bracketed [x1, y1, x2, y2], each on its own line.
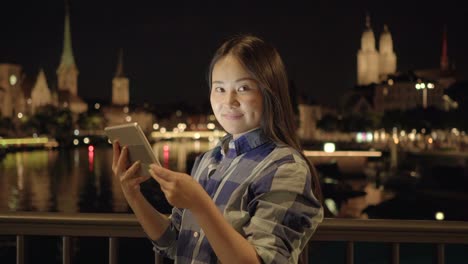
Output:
[246, 144, 311, 184]
[249, 145, 312, 194]
[189, 145, 222, 172]
[267, 144, 308, 168]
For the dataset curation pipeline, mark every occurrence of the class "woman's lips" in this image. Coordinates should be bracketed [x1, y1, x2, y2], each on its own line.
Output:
[222, 113, 243, 120]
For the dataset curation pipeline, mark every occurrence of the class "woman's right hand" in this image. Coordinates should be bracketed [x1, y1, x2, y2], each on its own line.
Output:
[112, 141, 151, 200]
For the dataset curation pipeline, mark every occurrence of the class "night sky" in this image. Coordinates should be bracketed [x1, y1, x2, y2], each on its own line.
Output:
[1, 0, 467, 108]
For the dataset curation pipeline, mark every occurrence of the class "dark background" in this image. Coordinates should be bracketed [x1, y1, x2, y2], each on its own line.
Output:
[1, 0, 467, 108]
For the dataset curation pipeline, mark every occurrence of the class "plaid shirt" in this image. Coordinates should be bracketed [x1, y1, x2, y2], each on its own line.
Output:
[152, 128, 323, 264]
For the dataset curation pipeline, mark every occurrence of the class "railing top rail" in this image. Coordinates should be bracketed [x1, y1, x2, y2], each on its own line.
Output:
[0, 212, 146, 238]
[0, 212, 136, 225]
[1, 212, 468, 243]
[314, 218, 468, 243]
[321, 217, 468, 232]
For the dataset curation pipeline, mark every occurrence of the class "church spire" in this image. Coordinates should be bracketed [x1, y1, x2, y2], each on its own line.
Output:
[60, 0, 76, 67]
[112, 48, 130, 105]
[57, 0, 79, 96]
[440, 25, 449, 72]
[115, 49, 125, 78]
[379, 24, 397, 79]
[357, 12, 379, 85]
[365, 13, 371, 29]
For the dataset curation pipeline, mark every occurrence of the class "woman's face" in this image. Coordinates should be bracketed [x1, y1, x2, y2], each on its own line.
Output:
[210, 55, 263, 139]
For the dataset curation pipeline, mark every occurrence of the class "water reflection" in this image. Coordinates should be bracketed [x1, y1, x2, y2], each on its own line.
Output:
[2, 139, 468, 221]
[0, 140, 217, 213]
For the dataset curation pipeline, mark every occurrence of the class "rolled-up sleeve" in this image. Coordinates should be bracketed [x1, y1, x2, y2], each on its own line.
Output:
[151, 207, 183, 259]
[151, 154, 204, 258]
[243, 158, 323, 264]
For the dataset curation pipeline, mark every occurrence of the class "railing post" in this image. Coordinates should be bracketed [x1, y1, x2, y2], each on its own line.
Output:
[299, 243, 309, 264]
[63, 236, 71, 264]
[346, 241, 354, 264]
[155, 252, 164, 264]
[16, 235, 24, 264]
[109, 237, 118, 264]
[437, 244, 445, 264]
[392, 243, 400, 264]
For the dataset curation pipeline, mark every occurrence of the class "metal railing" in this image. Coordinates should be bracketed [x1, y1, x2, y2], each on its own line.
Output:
[310, 218, 468, 264]
[1, 212, 468, 264]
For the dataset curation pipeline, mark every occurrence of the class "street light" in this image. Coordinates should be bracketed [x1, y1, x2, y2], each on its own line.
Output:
[415, 81, 435, 109]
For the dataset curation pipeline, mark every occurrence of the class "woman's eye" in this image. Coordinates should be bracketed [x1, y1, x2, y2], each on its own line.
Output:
[238, 86, 248, 92]
[214, 87, 224, 92]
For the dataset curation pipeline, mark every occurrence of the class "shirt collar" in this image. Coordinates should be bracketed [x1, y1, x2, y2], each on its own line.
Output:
[218, 128, 271, 158]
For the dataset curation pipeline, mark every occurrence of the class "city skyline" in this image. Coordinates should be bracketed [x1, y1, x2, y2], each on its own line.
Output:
[1, 0, 467, 108]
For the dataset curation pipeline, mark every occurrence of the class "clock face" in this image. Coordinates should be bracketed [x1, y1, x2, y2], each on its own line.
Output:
[9, 74, 17, 85]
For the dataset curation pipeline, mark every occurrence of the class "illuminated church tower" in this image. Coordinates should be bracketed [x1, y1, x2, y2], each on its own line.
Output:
[57, 2, 78, 96]
[378, 24, 397, 80]
[357, 15, 397, 85]
[55, 1, 87, 114]
[357, 15, 379, 85]
[112, 49, 130, 105]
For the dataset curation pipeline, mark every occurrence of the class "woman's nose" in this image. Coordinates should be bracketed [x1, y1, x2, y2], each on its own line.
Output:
[225, 91, 239, 107]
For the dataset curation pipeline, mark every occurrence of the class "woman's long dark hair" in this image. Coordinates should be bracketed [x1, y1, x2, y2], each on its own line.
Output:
[208, 34, 322, 201]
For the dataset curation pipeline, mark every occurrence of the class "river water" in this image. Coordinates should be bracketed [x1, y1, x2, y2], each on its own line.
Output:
[0, 140, 216, 214]
[1, 140, 468, 220]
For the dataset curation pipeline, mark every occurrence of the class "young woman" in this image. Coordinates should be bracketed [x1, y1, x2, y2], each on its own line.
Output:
[112, 34, 323, 264]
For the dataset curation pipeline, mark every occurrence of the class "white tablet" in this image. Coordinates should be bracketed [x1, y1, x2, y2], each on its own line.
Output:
[104, 122, 160, 177]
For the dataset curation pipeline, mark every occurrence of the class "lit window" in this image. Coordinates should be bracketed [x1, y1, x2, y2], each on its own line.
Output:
[323, 142, 335, 153]
[9, 75, 17, 85]
[207, 123, 215, 130]
[435, 212, 444, 221]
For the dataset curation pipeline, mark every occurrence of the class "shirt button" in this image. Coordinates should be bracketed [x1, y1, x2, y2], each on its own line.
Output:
[193, 231, 199, 238]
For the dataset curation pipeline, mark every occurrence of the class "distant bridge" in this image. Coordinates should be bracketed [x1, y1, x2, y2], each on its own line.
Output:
[151, 130, 227, 140]
[0, 137, 58, 149]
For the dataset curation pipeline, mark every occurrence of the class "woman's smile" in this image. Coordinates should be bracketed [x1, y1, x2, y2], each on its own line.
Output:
[222, 112, 244, 120]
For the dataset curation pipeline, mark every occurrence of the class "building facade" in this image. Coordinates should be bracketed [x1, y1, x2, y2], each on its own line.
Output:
[0, 64, 24, 118]
[31, 69, 52, 113]
[374, 77, 445, 112]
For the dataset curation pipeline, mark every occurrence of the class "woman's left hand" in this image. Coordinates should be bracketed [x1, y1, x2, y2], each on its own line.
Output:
[148, 164, 209, 211]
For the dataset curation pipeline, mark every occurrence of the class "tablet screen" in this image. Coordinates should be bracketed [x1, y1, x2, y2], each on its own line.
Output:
[104, 122, 160, 177]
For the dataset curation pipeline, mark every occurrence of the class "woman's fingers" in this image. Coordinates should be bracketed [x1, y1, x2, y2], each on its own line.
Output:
[128, 174, 151, 187]
[121, 162, 149, 190]
[112, 140, 121, 169]
[120, 160, 141, 180]
[149, 164, 173, 181]
[115, 146, 128, 175]
[148, 167, 171, 187]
